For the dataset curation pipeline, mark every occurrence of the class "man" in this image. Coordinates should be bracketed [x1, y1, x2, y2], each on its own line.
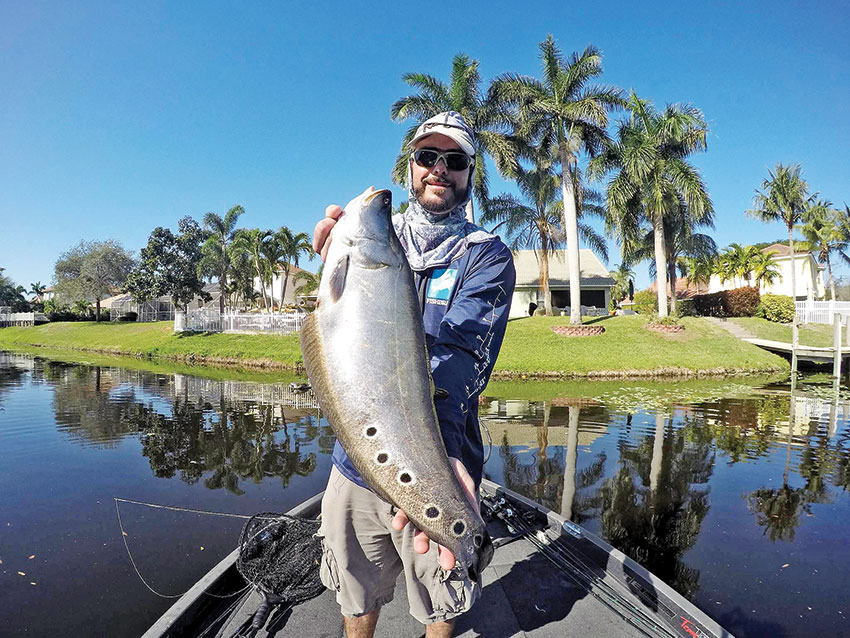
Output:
[312, 111, 515, 638]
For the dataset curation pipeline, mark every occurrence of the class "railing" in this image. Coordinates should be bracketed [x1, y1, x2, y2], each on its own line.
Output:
[175, 310, 305, 334]
[0, 311, 48, 327]
[796, 300, 850, 324]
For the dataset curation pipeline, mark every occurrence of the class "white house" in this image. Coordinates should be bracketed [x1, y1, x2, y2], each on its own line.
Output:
[708, 243, 826, 300]
[253, 264, 314, 309]
[510, 249, 614, 318]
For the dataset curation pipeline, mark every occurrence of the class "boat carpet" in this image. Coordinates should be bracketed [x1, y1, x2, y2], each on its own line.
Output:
[215, 518, 641, 638]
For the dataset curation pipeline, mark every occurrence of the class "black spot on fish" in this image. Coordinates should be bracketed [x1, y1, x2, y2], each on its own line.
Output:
[365, 426, 377, 437]
[453, 520, 466, 536]
[376, 452, 389, 464]
[399, 471, 413, 484]
[425, 506, 439, 519]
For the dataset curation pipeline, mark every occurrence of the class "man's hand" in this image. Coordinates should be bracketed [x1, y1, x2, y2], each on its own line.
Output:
[312, 186, 376, 262]
[390, 457, 479, 570]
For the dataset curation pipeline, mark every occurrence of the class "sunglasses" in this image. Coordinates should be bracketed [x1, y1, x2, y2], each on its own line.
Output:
[412, 148, 474, 172]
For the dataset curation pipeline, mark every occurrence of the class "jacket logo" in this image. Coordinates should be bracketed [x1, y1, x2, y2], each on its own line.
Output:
[426, 268, 458, 304]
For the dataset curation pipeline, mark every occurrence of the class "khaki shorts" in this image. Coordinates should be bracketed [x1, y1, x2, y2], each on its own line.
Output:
[317, 465, 481, 624]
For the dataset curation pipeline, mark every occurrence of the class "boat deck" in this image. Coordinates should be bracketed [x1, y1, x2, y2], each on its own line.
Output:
[219, 516, 641, 638]
[146, 483, 730, 638]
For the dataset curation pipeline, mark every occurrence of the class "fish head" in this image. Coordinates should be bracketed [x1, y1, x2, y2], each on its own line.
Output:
[333, 188, 397, 256]
[457, 525, 494, 583]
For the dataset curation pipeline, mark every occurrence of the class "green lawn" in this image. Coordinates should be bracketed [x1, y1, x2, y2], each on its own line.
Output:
[728, 317, 839, 347]
[0, 321, 303, 369]
[493, 315, 788, 377]
[0, 315, 790, 378]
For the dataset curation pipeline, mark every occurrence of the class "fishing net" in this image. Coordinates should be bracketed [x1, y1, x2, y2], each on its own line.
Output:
[236, 512, 325, 605]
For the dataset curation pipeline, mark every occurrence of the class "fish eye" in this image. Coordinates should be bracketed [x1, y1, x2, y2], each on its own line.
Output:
[452, 520, 466, 536]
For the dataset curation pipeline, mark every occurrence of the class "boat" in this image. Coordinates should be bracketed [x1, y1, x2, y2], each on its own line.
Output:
[143, 480, 733, 637]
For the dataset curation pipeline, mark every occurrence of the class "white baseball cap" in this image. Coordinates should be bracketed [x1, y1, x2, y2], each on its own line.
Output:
[409, 111, 476, 157]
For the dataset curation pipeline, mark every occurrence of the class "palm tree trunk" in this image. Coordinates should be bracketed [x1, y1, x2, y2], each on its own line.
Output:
[826, 254, 835, 300]
[281, 265, 291, 310]
[653, 214, 669, 317]
[541, 235, 552, 316]
[465, 200, 475, 225]
[787, 227, 798, 301]
[559, 140, 582, 325]
[668, 261, 677, 315]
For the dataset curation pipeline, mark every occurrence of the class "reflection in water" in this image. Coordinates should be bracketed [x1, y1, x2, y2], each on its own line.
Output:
[3, 353, 327, 493]
[3, 351, 850, 638]
[481, 384, 850, 613]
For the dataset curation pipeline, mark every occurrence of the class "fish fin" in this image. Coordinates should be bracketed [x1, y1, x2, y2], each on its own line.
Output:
[329, 254, 349, 302]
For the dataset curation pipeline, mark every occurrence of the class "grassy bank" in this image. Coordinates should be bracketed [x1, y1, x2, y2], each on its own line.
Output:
[728, 317, 838, 347]
[0, 315, 788, 379]
[492, 315, 787, 378]
[0, 321, 302, 370]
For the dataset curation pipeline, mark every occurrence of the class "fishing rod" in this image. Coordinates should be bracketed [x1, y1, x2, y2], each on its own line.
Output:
[481, 495, 680, 638]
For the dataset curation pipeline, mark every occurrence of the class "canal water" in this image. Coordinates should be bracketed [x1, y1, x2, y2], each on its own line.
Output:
[1, 351, 848, 637]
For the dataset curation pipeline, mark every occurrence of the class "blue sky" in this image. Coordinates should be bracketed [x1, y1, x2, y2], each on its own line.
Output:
[2, 1, 848, 291]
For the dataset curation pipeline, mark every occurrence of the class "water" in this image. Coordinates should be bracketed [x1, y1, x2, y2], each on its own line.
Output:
[1, 351, 848, 637]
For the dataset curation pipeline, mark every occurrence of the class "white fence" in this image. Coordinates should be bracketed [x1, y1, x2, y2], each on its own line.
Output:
[0, 310, 48, 327]
[796, 300, 850, 325]
[175, 310, 305, 334]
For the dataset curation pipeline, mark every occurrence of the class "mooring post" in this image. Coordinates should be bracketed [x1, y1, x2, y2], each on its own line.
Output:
[791, 320, 799, 387]
[834, 313, 842, 392]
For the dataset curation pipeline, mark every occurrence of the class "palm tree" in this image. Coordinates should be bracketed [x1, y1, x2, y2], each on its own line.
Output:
[747, 164, 812, 304]
[626, 201, 716, 313]
[717, 243, 761, 287]
[609, 263, 635, 305]
[589, 93, 713, 317]
[293, 265, 322, 302]
[29, 281, 47, 301]
[496, 36, 622, 325]
[481, 163, 606, 315]
[273, 227, 313, 310]
[798, 200, 849, 300]
[751, 250, 782, 291]
[682, 255, 714, 294]
[232, 228, 273, 312]
[201, 205, 244, 314]
[391, 53, 521, 223]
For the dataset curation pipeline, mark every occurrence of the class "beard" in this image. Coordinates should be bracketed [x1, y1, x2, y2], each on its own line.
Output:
[412, 178, 469, 214]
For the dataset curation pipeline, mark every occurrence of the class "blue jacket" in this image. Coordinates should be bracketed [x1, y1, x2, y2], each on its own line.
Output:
[331, 237, 516, 489]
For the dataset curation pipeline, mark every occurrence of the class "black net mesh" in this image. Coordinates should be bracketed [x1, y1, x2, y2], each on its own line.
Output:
[236, 512, 325, 605]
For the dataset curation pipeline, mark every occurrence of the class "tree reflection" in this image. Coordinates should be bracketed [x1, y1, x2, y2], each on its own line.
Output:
[599, 414, 714, 599]
[30, 360, 323, 492]
[499, 404, 606, 521]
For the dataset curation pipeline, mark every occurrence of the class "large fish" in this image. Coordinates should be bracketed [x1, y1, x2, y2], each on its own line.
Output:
[300, 188, 493, 581]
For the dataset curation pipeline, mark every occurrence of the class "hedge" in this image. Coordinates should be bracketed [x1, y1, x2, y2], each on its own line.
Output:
[692, 286, 760, 318]
[632, 290, 657, 314]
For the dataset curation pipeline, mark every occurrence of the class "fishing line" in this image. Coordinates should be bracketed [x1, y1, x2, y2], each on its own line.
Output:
[114, 497, 259, 600]
[483, 495, 678, 638]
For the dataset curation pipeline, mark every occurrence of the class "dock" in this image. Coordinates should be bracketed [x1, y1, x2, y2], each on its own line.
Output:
[743, 338, 850, 364]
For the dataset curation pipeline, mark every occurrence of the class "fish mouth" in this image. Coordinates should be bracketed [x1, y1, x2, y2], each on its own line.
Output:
[363, 189, 391, 204]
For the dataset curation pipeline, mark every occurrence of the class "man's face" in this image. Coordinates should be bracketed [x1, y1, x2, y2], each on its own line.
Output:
[410, 133, 471, 213]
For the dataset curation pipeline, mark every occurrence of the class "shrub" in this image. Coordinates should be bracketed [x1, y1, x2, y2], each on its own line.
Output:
[118, 311, 137, 322]
[676, 298, 696, 317]
[692, 286, 760, 318]
[758, 294, 795, 323]
[632, 290, 656, 314]
[726, 287, 760, 317]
